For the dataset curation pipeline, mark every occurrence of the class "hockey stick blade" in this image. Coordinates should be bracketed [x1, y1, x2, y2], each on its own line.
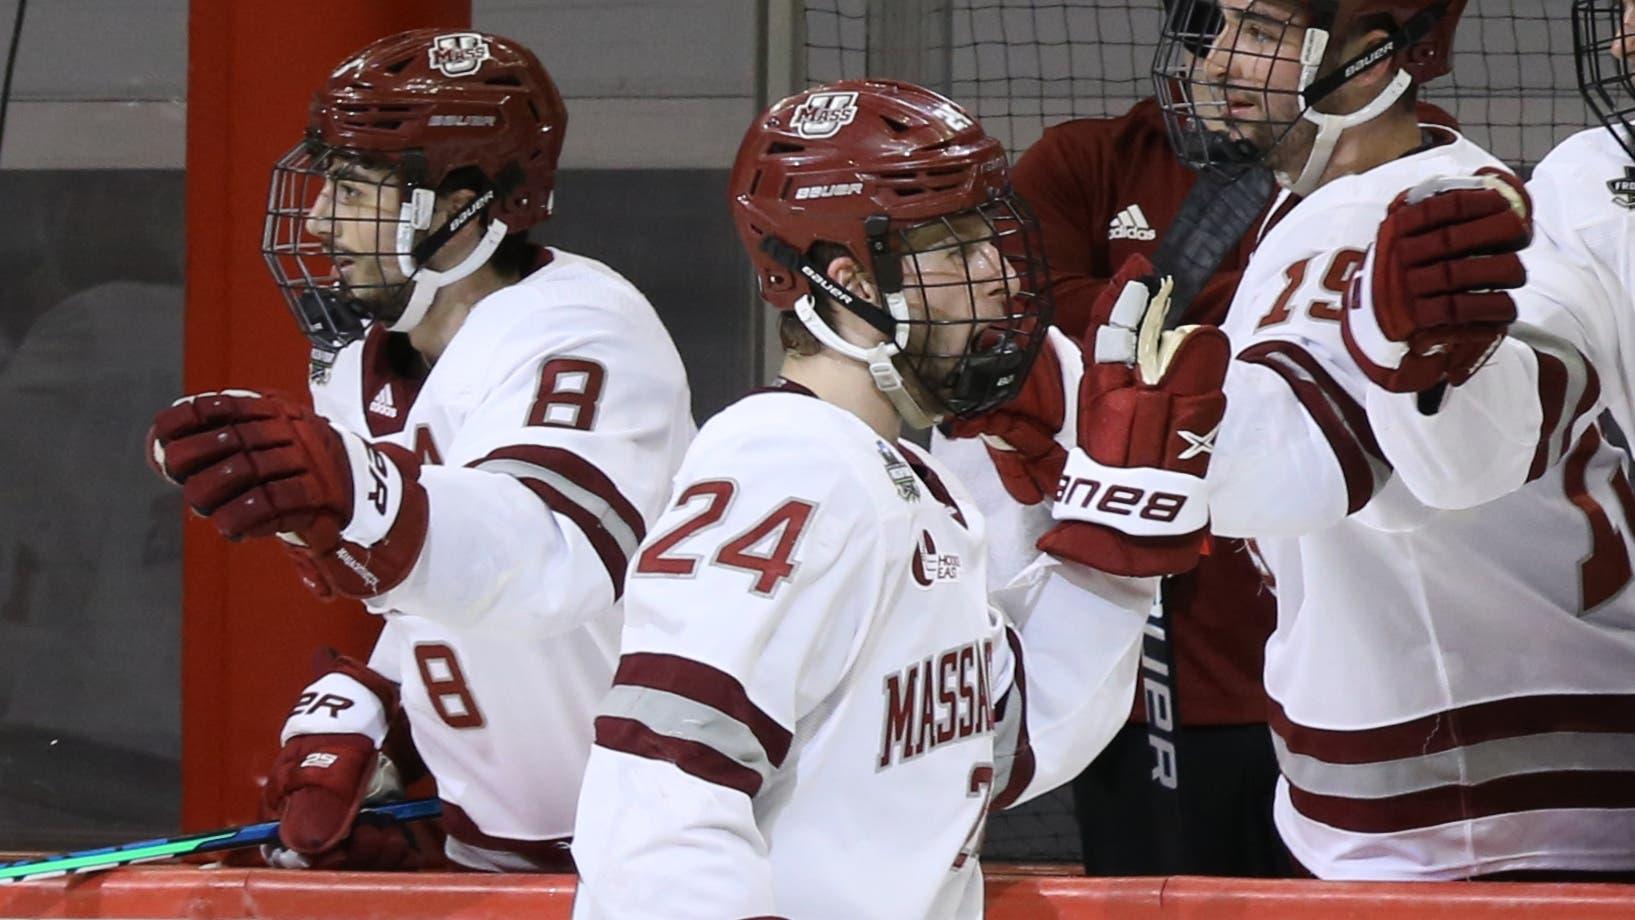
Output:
[1152, 162, 1276, 330]
[0, 797, 441, 883]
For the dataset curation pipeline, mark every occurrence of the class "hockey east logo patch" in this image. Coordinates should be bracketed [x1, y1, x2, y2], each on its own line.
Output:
[428, 32, 492, 78]
[1609, 167, 1635, 210]
[911, 530, 961, 588]
[789, 91, 859, 139]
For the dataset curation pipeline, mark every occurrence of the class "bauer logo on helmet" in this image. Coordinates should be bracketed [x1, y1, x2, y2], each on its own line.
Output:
[789, 91, 860, 139]
[428, 32, 493, 77]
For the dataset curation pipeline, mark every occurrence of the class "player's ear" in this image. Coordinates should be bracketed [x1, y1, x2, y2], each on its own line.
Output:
[430, 187, 478, 231]
[1345, 26, 1399, 95]
[827, 255, 880, 304]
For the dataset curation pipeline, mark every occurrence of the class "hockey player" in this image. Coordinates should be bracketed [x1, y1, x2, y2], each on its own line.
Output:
[146, 30, 694, 870]
[1054, 0, 1635, 880]
[1339, 0, 1635, 514]
[569, 80, 1231, 918]
[937, 96, 1282, 877]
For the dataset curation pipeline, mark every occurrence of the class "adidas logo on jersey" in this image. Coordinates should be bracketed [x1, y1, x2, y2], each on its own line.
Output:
[369, 385, 398, 419]
[1108, 204, 1157, 242]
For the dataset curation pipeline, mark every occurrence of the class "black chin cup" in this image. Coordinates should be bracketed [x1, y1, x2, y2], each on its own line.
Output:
[292, 287, 372, 351]
[943, 339, 1032, 418]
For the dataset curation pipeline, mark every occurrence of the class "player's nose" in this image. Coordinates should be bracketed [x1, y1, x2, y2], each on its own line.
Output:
[304, 185, 337, 241]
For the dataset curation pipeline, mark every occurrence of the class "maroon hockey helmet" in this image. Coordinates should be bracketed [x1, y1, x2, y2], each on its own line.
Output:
[1155, 0, 1467, 192]
[728, 79, 1053, 421]
[263, 29, 567, 349]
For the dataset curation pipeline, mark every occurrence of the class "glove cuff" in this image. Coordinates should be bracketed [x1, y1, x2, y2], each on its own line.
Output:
[281, 671, 390, 747]
[1051, 447, 1209, 537]
[334, 428, 419, 547]
[1037, 522, 1206, 578]
[1340, 246, 1411, 388]
[302, 440, 429, 599]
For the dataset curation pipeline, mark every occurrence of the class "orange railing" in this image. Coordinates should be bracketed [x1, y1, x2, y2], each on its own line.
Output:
[4, 868, 1634, 919]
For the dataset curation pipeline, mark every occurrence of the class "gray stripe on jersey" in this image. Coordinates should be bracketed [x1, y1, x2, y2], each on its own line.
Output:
[475, 457, 643, 561]
[1512, 324, 1595, 467]
[1272, 730, 1635, 799]
[599, 683, 775, 785]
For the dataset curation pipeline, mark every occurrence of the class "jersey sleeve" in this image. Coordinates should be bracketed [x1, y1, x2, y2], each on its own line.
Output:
[1205, 204, 1435, 537]
[571, 414, 881, 919]
[983, 557, 1150, 810]
[1362, 240, 1609, 510]
[365, 287, 692, 637]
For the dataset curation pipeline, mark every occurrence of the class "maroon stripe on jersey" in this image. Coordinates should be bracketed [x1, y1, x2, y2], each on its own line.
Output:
[468, 445, 646, 599]
[1527, 345, 1601, 483]
[990, 626, 1036, 811]
[441, 800, 576, 872]
[1238, 340, 1387, 514]
[613, 652, 793, 767]
[1287, 769, 1635, 834]
[594, 715, 765, 797]
[1562, 428, 1634, 611]
[901, 449, 968, 528]
[1528, 350, 1570, 482]
[471, 445, 646, 539]
[508, 477, 631, 599]
[1268, 693, 1635, 765]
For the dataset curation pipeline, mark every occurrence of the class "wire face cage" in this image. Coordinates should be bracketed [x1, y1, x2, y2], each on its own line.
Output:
[1574, 0, 1635, 161]
[798, 0, 1594, 864]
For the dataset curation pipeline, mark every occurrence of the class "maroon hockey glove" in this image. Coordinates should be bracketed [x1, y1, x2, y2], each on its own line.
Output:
[1342, 168, 1531, 393]
[262, 654, 436, 869]
[944, 332, 1068, 505]
[1038, 256, 1230, 577]
[263, 811, 447, 871]
[147, 390, 429, 597]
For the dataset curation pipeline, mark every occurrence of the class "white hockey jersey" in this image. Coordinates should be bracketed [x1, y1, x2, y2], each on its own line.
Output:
[309, 247, 694, 868]
[570, 384, 1148, 919]
[1361, 126, 1635, 511]
[1210, 128, 1635, 880]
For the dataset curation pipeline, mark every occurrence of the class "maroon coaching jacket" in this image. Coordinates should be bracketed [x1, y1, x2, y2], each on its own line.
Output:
[1011, 97, 1274, 726]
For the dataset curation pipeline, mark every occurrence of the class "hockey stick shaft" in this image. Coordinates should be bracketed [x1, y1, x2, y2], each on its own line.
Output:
[1137, 161, 1274, 869]
[1154, 162, 1276, 331]
[0, 798, 441, 883]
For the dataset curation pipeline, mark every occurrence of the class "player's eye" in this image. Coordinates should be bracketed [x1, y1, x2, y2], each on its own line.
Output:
[337, 183, 365, 204]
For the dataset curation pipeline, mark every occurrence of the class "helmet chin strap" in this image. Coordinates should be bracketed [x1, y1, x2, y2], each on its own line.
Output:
[387, 187, 509, 334]
[792, 292, 943, 429]
[1282, 4, 1439, 196]
[1285, 67, 1413, 195]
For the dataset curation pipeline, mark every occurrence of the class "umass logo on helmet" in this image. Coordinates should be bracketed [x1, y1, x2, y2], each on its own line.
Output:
[788, 91, 859, 139]
[428, 32, 493, 78]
